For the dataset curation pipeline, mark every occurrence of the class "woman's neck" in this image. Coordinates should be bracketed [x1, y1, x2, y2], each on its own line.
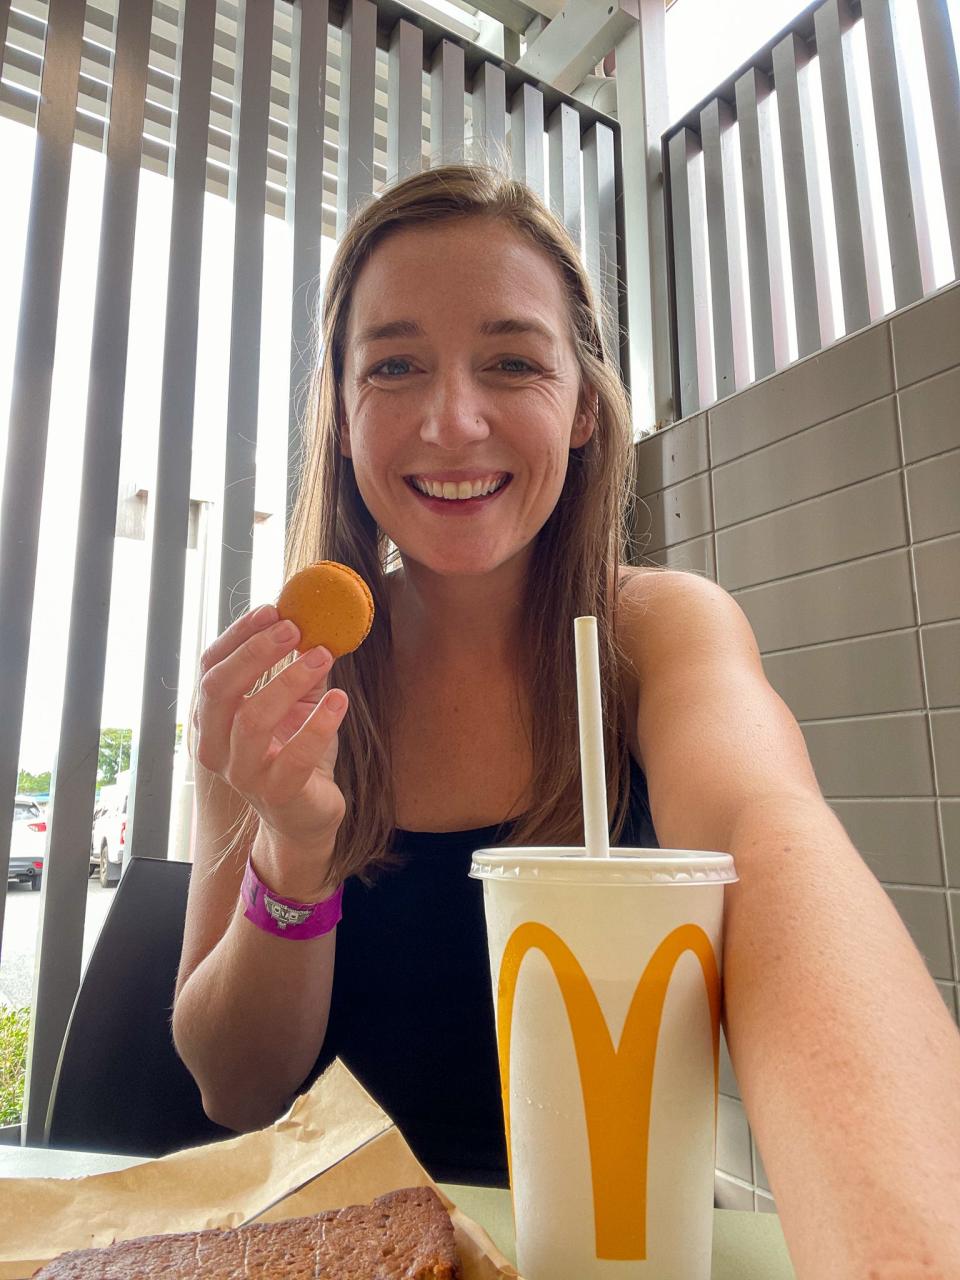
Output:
[387, 555, 529, 671]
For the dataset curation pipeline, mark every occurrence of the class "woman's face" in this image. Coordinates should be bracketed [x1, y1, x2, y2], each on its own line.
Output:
[339, 216, 594, 578]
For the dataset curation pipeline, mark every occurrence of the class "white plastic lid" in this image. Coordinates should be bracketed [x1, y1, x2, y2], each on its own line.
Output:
[469, 847, 738, 886]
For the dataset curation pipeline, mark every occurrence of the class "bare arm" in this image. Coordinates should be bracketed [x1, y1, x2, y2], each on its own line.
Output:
[172, 767, 337, 1132]
[171, 605, 349, 1132]
[624, 569, 960, 1278]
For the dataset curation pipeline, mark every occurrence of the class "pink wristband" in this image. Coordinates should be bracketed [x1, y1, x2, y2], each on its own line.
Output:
[241, 856, 343, 940]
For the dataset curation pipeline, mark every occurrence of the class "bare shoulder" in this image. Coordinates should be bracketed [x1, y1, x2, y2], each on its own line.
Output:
[615, 565, 822, 851]
[615, 565, 759, 676]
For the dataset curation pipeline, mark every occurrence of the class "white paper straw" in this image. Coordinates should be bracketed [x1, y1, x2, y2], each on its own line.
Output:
[574, 615, 609, 858]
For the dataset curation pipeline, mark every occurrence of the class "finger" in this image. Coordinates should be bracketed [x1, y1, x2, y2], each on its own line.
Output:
[265, 688, 348, 802]
[197, 619, 303, 769]
[199, 604, 278, 676]
[227, 646, 335, 788]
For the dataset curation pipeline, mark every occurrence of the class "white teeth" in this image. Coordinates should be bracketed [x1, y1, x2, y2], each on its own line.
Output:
[411, 475, 507, 501]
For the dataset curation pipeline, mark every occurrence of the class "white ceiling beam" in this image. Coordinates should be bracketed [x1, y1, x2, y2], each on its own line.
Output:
[470, 0, 556, 34]
[515, 0, 639, 95]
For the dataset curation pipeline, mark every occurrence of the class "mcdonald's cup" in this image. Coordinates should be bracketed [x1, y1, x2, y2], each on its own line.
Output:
[470, 848, 738, 1279]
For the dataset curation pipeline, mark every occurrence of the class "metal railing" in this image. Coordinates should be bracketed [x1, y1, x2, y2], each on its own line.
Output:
[0, 0, 637, 1141]
[663, 0, 960, 416]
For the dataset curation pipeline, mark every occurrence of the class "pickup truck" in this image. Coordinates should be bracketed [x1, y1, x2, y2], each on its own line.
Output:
[91, 772, 129, 888]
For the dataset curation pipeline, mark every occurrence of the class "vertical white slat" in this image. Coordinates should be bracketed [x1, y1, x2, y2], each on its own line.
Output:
[0, 0, 10, 79]
[387, 19, 422, 184]
[0, 0, 84, 981]
[583, 120, 620, 373]
[286, 0, 329, 527]
[916, 0, 960, 276]
[861, 0, 926, 306]
[708, 97, 751, 389]
[614, 0, 673, 433]
[735, 66, 789, 376]
[688, 145, 715, 406]
[548, 101, 582, 246]
[471, 60, 507, 169]
[126, 0, 217, 890]
[18, 0, 153, 1145]
[700, 98, 736, 399]
[814, 0, 882, 331]
[430, 38, 465, 166]
[511, 81, 545, 199]
[772, 32, 825, 358]
[776, 29, 838, 347]
[668, 127, 700, 416]
[219, 0, 274, 633]
[337, 0, 378, 236]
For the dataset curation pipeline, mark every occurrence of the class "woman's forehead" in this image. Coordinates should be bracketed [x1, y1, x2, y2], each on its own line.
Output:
[346, 217, 569, 335]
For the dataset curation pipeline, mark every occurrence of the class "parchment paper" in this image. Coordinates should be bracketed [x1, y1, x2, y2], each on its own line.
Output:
[0, 1059, 520, 1280]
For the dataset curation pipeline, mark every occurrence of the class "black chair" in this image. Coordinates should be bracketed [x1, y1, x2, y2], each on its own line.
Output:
[45, 856, 233, 1157]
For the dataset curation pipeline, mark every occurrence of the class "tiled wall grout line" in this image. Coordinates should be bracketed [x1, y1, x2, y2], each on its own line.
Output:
[799, 708, 933, 727]
[703, 370, 899, 463]
[646, 515, 904, 575]
[888, 320, 958, 983]
[706, 409, 720, 589]
[869, 881, 957, 895]
[711, 466, 907, 535]
[724, 544, 909, 594]
[638, 385, 905, 493]
[759, 623, 928, 659]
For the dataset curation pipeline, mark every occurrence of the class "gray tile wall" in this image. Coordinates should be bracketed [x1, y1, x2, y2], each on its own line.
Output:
[634, 281, 960, 1214]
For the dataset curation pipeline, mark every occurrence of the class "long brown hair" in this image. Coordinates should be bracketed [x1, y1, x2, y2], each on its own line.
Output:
[193, 163, 648, 883]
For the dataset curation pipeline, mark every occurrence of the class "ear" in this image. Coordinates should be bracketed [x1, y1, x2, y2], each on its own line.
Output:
[571, 385, 598, 449]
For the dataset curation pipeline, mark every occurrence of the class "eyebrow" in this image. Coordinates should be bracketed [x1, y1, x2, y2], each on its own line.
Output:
[354, 317, 557, 346]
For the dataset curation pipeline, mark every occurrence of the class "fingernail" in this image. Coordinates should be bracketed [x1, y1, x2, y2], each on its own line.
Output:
[272, 620, 297, 643]
[326, 690, 347, 712]
[304, 645, 332, 668]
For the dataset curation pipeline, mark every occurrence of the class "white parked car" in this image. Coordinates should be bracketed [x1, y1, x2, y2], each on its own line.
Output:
[8, 796, 47, 891]
[91, 773, 129, 888]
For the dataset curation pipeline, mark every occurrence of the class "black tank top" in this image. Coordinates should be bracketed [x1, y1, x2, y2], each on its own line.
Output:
[309, 753, 659, 1187]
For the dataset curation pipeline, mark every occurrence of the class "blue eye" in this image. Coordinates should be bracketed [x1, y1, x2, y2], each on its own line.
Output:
[371, 358, 411, 377]
[499, 358, 535, 373]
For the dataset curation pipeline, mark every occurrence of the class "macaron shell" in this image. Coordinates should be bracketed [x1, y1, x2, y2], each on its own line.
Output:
[276, 561, 375, 658]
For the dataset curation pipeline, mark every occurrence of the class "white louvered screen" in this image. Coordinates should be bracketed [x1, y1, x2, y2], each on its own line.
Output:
[664, 0, 960, 418]
[0, 0, 624, 1141]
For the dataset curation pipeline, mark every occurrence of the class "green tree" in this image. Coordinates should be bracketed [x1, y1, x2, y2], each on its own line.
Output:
[97, 728, 132, 786]
[16, 769, 51, 796]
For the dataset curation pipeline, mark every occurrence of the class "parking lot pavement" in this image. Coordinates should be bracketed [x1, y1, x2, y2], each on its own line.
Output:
[0, 877, 116, 1009]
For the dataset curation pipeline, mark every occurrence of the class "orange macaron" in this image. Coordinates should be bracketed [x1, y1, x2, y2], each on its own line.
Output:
[276, 561, 375, 659]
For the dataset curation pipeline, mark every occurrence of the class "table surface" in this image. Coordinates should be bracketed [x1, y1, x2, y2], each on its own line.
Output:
[0, 1145, 796, 1278]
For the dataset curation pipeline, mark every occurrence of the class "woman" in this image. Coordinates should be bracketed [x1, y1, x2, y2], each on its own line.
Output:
[173, 165, 960, 1273]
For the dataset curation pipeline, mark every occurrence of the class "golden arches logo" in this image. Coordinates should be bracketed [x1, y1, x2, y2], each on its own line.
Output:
[496, 921, 720, 1261]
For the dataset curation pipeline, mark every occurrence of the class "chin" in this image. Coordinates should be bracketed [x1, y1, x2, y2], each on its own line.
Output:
[388, 535, 528, 579]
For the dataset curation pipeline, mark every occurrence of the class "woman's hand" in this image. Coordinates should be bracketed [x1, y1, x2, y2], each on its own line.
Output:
[193, 603, 349, 899]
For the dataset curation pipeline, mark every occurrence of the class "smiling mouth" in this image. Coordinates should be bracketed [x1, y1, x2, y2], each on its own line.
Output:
[404, 475, 512, 502]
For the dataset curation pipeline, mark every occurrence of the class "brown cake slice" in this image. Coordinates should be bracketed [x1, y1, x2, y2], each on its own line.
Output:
[32, 1185, 460, 1278]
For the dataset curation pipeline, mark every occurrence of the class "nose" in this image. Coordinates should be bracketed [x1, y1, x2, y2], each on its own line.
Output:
[419, 366, 491, 449]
